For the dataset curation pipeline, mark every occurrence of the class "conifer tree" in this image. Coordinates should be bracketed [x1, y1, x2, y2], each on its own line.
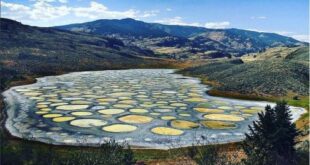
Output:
[243, 101, 300, 165]
[273, 101, 300, 165]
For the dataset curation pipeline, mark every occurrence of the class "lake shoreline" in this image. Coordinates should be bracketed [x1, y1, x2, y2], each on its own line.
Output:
[1, 69, 306, 149]
[0, 68, 308, 164]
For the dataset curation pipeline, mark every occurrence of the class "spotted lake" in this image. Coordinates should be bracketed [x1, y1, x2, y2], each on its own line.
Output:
[3, 69, 305, 149]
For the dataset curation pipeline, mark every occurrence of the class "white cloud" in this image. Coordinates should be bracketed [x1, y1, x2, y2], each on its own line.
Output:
[2, 2, 31, 20]
[273, 31, 294, 36]
[246, 29, 309, 42]
[2, 1, 157, 26]
[166, 8, 172, 11]
[291, 34, 309, 42]
[31, 1, 71, 20]
[2, 1, 70, 22]
[250, 16, 267, 20]
[73, 1, 138, 19]
[274, 31, 309, 42]
[140, 10, 159, 18]
[2, 1, 30, 11]
[204, 21, 230, 29]
[156, 17, 232, 29]
[58, 0, 68, 3]
[155, 16, 202, 26]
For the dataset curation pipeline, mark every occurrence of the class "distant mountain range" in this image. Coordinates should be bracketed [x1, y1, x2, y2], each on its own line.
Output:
[55, 18, 206, 38]
[0, 18, 181, 90]
[0, 17, 307, 62]
[56, 18, 306, 58]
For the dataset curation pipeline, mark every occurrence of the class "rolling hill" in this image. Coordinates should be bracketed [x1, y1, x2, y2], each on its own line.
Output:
[55, 18, 207, 38]
[179, 46, 309, 97]
[241, 46, 310, 66]
[0, 18, 183, 90]
[56, 18, 306, 58]
[54, 18, 170, 38]
[0, 18, 154, 60]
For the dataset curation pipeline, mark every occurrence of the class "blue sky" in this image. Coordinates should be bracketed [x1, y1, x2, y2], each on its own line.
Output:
[2, 0, 309, 41]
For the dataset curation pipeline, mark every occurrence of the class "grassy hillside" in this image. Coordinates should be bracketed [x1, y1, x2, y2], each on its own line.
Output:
[193, 29, 303, 56]
[179, 46, 309, 98]
[285, 46, 309, 64]
[241, 46, 308, 62]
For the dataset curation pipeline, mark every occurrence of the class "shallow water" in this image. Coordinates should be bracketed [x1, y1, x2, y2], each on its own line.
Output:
[2, 69, 305, 149]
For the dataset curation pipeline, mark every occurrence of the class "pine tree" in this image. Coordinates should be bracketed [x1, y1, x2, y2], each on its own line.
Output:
[243, 101, 300, 165]
[243, 105, 277, 165]
[272, 101, 300, 165]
